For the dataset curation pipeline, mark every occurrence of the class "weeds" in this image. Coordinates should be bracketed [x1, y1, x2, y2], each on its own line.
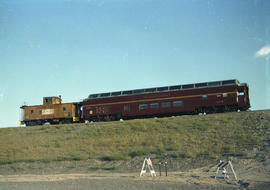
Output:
[0, 111, 269, 164]
[88, 166, 117, 171]
[129, 149, 148, 158]
[101, 154, 130, 161]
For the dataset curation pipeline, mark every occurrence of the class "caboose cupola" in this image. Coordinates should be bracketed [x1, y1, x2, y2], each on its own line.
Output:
[43, 96, 62, 105]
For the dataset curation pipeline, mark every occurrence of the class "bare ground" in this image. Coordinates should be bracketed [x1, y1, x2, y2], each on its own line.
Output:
[0, 157, 269, 190]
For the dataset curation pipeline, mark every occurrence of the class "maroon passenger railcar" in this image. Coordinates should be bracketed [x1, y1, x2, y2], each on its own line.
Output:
[82, 79, 250, 122]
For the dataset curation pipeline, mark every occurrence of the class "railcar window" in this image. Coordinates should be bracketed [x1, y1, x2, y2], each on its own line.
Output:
[150, 103, 159, 108]
[222, 80, 236, 86]
[157, 87, 168, 92]
[173, 101, 183, 107]
[68, 112, 71, 116]
[89, 94, 98, 99]
[208, 81, 221, 87]
[182, 84, 194, 89]
[162, 102, 171, 108]
[202, 94, 208, 100]
[122, 90, 133, 95]
[30, 110, 34, 114]
[223, 93, 228, 98]
[100, 93, 110, 97]
[195, 83, 207, 88]
[111, 91, 121, 96]
[169, 85, 181, 91]
[63, 107, 66, 112]
[238, 92, 244, 96]
[124, 105, 130, 111]
[133, 89, 145, 94]
[145, 88, 156, 93]
[139, 104, 148, 110]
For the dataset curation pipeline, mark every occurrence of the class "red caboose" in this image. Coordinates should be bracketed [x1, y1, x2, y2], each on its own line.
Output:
[82, 79, 250, 121]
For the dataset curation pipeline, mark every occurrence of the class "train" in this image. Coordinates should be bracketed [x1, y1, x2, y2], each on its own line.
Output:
[20, 79, 250, 126]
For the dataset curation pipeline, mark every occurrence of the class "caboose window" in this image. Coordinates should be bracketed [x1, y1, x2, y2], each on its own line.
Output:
[30, 110, 34, 114]
[150, 103, 159, 108]
[173, 101, 183, 107]
[162, 102, 171, 108]
[139, 104, 148, 110]
[63, 107, 66, 112]
[45, 98, 52, 103]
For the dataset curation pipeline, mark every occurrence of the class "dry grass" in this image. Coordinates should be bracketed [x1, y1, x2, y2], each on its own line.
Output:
[0, 110, 269, 165]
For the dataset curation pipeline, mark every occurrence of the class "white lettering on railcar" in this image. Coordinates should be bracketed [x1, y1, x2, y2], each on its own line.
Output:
[42, 109, 54, 115]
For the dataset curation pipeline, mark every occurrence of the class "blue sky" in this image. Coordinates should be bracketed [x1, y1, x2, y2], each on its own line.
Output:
[0, 0, 270, 127]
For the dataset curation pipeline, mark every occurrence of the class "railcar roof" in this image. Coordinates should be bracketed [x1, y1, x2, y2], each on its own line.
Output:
[86, 79, 240, 100]
[20, 102, 81, 108]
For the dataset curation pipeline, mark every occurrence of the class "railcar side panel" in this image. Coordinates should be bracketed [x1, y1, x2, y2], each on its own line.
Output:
[82, 81, 249, 121]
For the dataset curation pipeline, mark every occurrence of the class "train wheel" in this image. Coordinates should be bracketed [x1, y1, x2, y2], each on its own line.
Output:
[26, 121, 38, 126]
[104, 116, 110, 121]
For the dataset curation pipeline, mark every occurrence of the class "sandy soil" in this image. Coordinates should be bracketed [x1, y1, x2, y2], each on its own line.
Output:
[0, 172, 240, 190]
[0, 165, 269, 190]
[1, 151, 270, 190]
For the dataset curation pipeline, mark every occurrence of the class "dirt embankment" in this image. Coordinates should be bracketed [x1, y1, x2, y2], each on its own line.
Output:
[0, 110, 270, 189]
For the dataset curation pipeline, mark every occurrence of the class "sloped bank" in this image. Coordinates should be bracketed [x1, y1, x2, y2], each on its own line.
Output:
[0, 110, 269, 174]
